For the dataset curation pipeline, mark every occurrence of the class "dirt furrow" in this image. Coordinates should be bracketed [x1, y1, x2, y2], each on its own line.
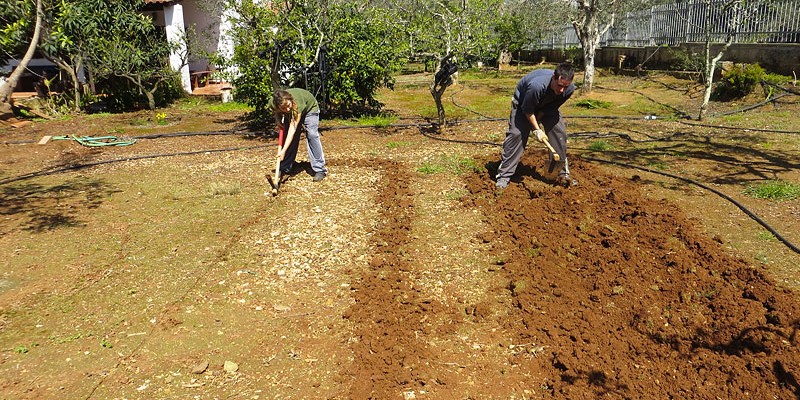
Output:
[342, 159, 444, 398]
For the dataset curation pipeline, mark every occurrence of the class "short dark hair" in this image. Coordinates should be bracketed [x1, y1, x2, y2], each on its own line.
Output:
[554, 62, 575, 81]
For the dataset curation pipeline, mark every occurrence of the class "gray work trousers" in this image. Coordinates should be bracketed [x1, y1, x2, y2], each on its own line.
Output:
[496, 100, 568, 180]
[280, 112, 327, 174]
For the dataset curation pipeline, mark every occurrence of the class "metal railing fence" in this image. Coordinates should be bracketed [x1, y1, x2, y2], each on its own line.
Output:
[541, 0, 800, 49]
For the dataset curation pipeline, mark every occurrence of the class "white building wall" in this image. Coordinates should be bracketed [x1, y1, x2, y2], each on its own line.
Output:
[181, 0, 239, 79]
[164, 3, 192, 93]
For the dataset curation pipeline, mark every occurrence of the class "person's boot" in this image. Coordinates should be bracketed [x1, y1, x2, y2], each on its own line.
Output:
[496, 177, 510, 189]
[557, 174, 578, 188]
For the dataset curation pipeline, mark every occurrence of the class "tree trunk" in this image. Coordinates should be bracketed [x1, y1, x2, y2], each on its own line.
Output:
[574, 18, 600, 95]
[86, 62, 96, 95]
[699, 40, 733, 121]
[582, 45, 597, 93]
[70, 58, 82, 112]
[51, 58, 83, 113]
[430, 54, 456, 131]
[572, 3, 614, 95]
[145, 91, 156, 110]
[0, 0, 43, 111]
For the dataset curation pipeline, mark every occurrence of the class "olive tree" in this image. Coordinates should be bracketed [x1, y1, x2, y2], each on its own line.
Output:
[223, 0, 403, 124]
[90, 18, 181, 111]
[569, 0, 652, 93]
[385, 0, 502, 129]
[493, 0, 564, 68]
[695, 0, 766, 120]
[0, 0, 43, 116]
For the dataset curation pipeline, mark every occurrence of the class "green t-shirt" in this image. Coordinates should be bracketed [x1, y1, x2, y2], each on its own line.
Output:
[269, 88, 320, 116]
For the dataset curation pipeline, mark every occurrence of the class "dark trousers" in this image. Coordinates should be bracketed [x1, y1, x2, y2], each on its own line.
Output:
[496, 100, 568, 179]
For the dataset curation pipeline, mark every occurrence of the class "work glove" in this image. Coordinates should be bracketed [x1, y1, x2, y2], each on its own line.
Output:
[533, 128, 546, 142]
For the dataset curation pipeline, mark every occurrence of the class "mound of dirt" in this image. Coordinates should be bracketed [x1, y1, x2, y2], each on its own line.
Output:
[458, 154, 800, 398]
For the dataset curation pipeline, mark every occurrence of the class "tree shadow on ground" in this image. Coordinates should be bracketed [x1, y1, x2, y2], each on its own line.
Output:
[638, 319, 800, 396]
[773, 360, 800, 398]
[557, 369, 631, 397]
[0, 177, 120, 233]
[579, 129, 800, 186]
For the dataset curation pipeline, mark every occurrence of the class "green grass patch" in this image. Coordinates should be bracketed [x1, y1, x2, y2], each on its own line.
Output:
[743, 180, 800, 201]
[206, 101, 253, 113]
[209, 182, 242, 197]
[445, 188, 470, 201]
[720, 113, 747, 124]
[587, 140, 614, 151]
[386, 141, 412, 149]
[760, 142, 775, 150]
[86, 112, 113, 119]
[646, 160, 669, 170]
[50, 333, 87, 344]
[485, 132, 503, 142]
[756, 231, 777, 242]
[356, 114, 398, 128]
[417, 154, 483, 175]
[575, 99, 613, 109]
[417, 162, 446, 174]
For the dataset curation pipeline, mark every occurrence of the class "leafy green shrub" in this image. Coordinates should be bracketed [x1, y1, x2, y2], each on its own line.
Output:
[229, 2, 403, 126]
[666, 47, 703, 72]
[564, 47, 583, 67]
[713, 63, 766, 100]
[762, 72, 791, 86]
[98, 73, 184, 112]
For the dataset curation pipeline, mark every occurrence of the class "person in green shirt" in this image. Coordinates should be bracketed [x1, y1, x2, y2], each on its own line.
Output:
[269, 88, 328, 182]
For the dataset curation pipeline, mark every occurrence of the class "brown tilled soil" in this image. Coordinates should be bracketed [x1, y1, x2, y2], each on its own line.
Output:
[463, 155, 800, 399]
[1, 74, 799, 399]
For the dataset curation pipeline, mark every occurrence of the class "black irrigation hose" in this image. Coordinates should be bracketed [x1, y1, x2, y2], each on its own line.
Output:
[709, 93, 789, 117]
[0, 144, 271, 186]
[132, 129, 252, 139]
[582, 155, 800, 255]
[4, 115, 796, 254]
[571, 130, 683, 143]
[678, 120, 800, 135]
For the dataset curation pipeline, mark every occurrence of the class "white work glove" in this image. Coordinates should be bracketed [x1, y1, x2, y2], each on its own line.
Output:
[533, 128, 546, 142]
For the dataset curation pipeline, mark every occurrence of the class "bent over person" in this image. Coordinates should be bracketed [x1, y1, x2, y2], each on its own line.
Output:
[269, 88, 328, 182]
[496, 62, 576, 189]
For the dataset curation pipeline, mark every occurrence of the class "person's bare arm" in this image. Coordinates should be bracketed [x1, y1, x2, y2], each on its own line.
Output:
[278, 113, 300, 159]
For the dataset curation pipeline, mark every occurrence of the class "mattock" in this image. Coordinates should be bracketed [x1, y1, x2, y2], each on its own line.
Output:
[535, 122, 565, 181]
[266, 127, 285, 196]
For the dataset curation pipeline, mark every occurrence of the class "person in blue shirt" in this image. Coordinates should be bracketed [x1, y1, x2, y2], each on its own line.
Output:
[496, 62, 576, 189]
